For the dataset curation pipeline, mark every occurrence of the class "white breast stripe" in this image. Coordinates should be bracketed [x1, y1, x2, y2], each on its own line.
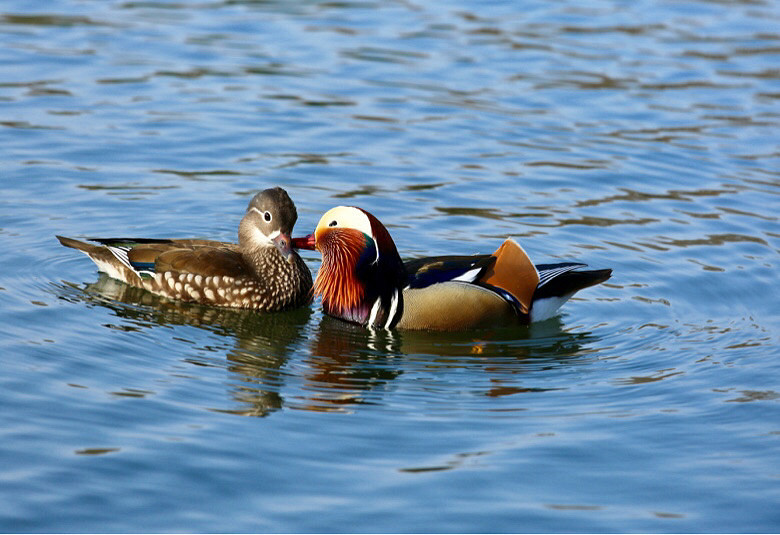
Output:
[385, 289, 400, 329]
[367, 297, 382, 328]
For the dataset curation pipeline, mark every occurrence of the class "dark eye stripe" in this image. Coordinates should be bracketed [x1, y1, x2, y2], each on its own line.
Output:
[328, 220, 337, 227]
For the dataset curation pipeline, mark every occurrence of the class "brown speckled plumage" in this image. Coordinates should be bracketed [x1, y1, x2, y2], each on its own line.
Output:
[57, 187, 313, 312]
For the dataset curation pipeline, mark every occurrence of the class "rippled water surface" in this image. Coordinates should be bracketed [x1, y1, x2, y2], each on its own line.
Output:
[1, 0, 779, 532]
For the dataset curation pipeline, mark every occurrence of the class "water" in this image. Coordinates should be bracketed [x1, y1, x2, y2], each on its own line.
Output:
[1, 0, 779, 532]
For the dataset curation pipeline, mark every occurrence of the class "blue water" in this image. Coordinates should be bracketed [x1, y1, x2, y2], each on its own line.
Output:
[1, 0, 779, 532]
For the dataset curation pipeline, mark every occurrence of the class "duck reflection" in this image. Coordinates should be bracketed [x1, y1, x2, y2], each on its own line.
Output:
[56, 273, 312, 417]
[300, 313, 599, 412]
[56, 274, 600, 416]
[298, 316, 404, 412]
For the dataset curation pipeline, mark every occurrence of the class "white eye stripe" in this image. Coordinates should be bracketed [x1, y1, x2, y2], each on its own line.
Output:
[250, 207, 274, 222]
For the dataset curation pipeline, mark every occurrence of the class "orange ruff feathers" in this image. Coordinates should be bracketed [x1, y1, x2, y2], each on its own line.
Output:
[314, 228, 368, 311]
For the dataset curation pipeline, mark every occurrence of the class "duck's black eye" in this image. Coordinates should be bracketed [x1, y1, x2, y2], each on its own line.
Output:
[328, 220, 337, 227]
[263, 211, 272, 222]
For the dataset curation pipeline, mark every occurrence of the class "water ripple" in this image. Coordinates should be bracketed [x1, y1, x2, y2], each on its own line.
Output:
[2, 0, 780, 532]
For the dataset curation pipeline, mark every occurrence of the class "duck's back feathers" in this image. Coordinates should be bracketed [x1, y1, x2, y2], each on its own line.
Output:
[59, 236, 250, 279]
[404, 239, 539, 314]
[404, 254, 495, 289]
[148, 245, 249, 278]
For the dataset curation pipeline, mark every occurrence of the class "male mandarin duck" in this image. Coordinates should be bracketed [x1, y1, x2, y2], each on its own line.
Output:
[57, 187, 313, 312]
[292, 206, 611, 330]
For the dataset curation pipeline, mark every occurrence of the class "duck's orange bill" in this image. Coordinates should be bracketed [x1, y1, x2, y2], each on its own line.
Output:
[291, 234, 316, 250]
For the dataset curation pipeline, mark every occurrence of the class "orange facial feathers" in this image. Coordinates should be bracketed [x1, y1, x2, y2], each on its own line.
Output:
[313, 227, 369, 311]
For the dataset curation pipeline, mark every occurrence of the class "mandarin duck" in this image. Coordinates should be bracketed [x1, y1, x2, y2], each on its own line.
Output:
[57, 187, 313, 312]
[292, 206, 611, 330]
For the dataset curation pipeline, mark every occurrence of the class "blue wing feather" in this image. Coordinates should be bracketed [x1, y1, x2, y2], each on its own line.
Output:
[130, 261, 156, 272]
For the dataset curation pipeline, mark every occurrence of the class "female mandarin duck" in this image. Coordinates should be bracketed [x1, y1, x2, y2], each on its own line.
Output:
[293, 206, 611, 330]
[57, 187, 313, 312]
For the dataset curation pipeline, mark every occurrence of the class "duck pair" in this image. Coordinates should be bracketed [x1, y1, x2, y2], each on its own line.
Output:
[58, 188, 611, 331]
